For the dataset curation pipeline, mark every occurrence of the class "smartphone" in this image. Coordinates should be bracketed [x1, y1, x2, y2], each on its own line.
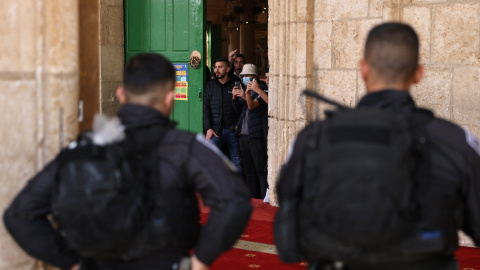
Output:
[252, 78, 256, 83]
[234, 81, 241, 88]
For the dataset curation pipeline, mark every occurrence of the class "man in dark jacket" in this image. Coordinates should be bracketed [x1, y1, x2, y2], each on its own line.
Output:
[4, 53, 252, 270]
[232, 64, 268, 199]
[203, 58, 242, 172]
[275, 23, 480, 270]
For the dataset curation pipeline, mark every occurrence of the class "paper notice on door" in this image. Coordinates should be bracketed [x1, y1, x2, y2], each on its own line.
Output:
[174, 63, 188, 101]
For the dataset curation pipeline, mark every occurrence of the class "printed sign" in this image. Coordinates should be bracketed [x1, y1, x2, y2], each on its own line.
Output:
[174, 63, 188, 101]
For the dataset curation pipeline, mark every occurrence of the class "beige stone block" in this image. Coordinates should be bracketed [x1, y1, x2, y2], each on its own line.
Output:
[268, 74, 279, 117]
[432, 4, 480, 65]
[333, 19, 382, 69]
[313, 21, 332, 69]
[101, 4, 124, 46]
[314, 70, 357, 109]
[287, 0, 297, 22]
[383, 0, 401, 22]
[314, 0, 369, 20]
[101, 81, 122, 116]
[402, 0, 447, 4]
[277, 74, 287, 119]
[286, 76, 296, 120]
[294, 77, 310, 120]
[318, 70, 357, 104]
[0, 1, 37, 73]
[288, 23, 298, 76]
[102, 100, 122, 117]
[42, 74, 80, 160]
[452, 66, 480, 136]
[0, 80, 37, 159]
[45, 0, 79, 74]
[295, 22, 312, 76]
[101, 45, 125, 82]
[278, 0, 286, 23]
[0, 79, 37, 269]
[370, 0, 384, 17]
[411, 67, 452, 120]
[101, 82, 121, 101]
[267, 118, 280, 206]
[402, 6, 431, 64]
[296, 0, 311, 21]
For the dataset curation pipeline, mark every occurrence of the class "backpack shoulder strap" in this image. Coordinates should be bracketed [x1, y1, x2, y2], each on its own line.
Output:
[303, 89, 352, 111]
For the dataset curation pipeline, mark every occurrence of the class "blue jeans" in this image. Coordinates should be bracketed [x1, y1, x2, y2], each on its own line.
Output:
[209, 127, 242, 173]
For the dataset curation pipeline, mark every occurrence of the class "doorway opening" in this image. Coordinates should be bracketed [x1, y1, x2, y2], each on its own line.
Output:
[206, 0, 269, 81]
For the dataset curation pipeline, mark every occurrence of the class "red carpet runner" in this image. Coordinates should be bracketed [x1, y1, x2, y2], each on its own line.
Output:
[201, 199, 480, 269]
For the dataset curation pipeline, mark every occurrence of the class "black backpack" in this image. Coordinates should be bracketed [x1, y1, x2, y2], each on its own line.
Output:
[298, 91, 448, 264]
[52, 120, 171, 261]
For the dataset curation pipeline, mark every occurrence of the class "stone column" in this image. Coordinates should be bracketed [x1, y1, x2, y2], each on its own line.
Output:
[267, 0, 314, 206]
[0, 0, 79, 269]
[240, 22, 256, 65]
[228, 22, 241, 53]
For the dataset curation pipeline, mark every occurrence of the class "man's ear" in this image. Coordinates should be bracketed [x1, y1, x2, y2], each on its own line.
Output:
[116, 86, 127, 104]
[359, 60, 369, 82]
[226, 66, 230, 73]
[412, 65, 424, 84]
[162, 90, 175, 116]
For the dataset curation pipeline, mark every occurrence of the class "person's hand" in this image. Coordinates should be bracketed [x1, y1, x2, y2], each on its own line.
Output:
[232, 86, 240, 99]
[238, 85, 246, 99]
[229, 49, 238, 63]
[70, 264, 80, 270]
[206, 129, 218, 141]
[246, 82, 253, 94]
[250, 80, 261, 93]
[191, 255, 209, 270]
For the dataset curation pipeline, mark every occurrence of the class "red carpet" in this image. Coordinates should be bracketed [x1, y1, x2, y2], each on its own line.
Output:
[200, 199, 480, 269]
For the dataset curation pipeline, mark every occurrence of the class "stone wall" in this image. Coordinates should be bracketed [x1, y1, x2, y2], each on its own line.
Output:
[100, 0, 124, 116]
[267, 0, 480, 206]
[0, 0, 79, 269]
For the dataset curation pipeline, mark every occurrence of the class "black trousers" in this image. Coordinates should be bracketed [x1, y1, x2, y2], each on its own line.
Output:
[238, 135, 268, 199]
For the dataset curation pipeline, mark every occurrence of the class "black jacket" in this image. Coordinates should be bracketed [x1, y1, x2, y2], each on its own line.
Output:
[203, 75, 241, 133]
[233, 81, 268, 139]
[4, 104, 252, 270]
[275, 90, 480, 270]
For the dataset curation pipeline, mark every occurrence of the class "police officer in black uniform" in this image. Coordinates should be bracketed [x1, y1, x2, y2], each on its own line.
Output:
[275, 23, 480, 270]
[4, 53, 252, 270]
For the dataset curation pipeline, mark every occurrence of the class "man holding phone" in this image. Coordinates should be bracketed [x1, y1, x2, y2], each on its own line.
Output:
[203, 58, 242, 173]
[232, 64, 269, 199]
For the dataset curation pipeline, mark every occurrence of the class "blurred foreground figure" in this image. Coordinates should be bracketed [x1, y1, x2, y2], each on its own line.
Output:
[4, 53, 252, 270]
[274, 22, 480, 270]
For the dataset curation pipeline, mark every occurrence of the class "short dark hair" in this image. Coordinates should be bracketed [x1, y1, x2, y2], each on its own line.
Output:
[124, 53, 175, 94]
[215, 58, 229, 66]
[364, 23, 419, 84]
[235, 54, 246, 62]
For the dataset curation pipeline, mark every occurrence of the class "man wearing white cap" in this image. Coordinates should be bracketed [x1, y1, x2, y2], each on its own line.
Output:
[232, 64, 269, 199]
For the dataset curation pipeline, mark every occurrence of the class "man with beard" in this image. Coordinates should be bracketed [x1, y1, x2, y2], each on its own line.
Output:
[203, 58, 242, 173]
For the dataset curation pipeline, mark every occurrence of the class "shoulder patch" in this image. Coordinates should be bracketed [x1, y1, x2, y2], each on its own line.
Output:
[195, 134, 238, 172]
[464, 128, 480, 157]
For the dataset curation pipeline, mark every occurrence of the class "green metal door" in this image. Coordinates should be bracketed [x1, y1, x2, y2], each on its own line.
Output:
[125, 0, 205, 133]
